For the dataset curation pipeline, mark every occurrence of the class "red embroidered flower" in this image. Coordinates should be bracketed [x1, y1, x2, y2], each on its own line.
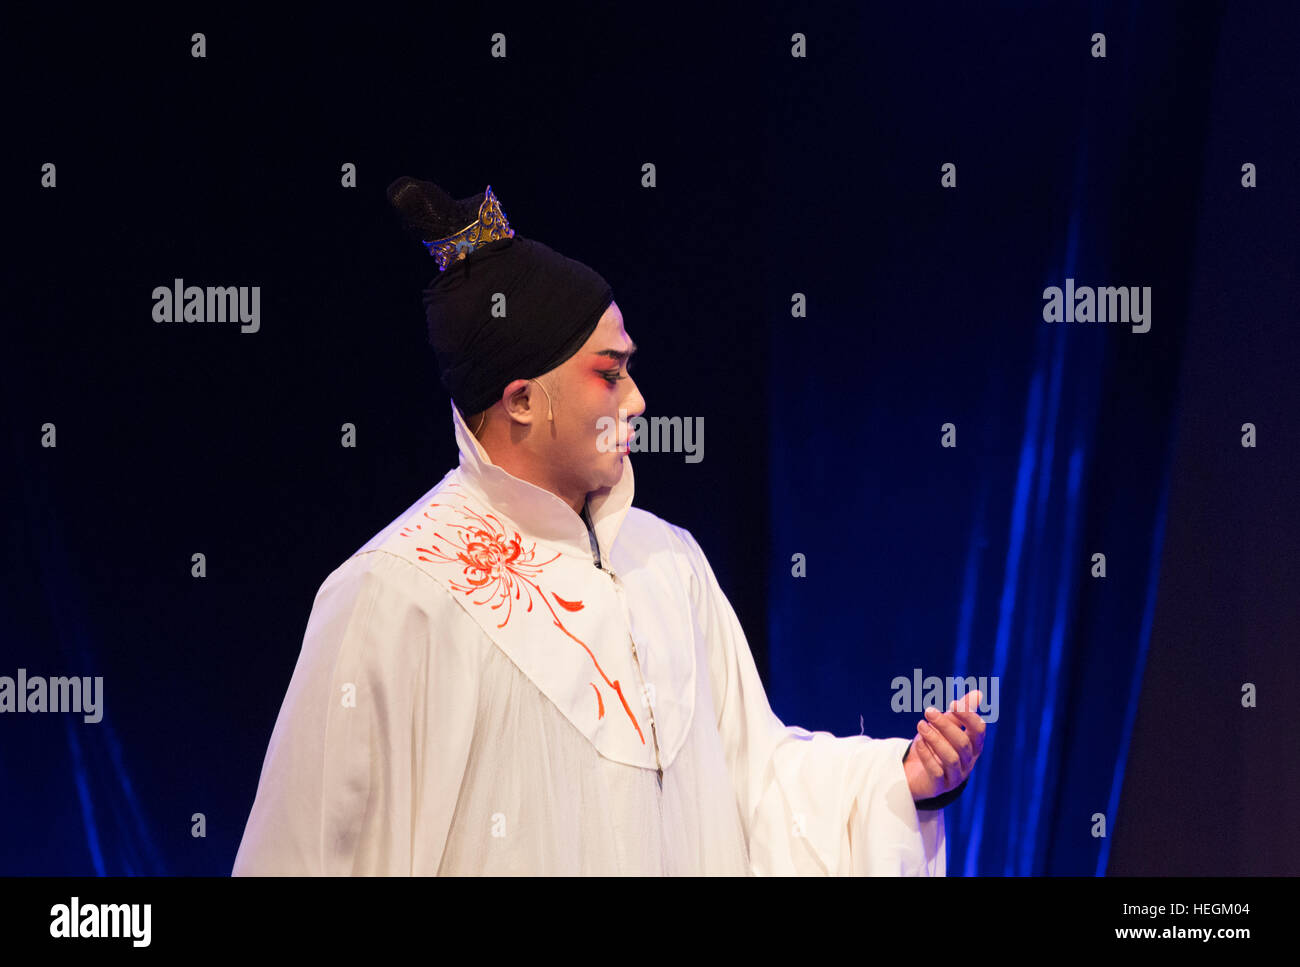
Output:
[397, 484, 646, 745]
[459, 530, 524, 588]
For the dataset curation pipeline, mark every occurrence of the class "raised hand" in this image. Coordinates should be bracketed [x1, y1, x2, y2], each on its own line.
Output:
[903, 689, 987, 801]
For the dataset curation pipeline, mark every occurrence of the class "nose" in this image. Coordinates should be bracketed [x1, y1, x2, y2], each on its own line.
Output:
[623, 376, 646, 419]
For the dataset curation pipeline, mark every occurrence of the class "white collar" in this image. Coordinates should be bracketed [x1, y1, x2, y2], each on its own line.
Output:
[448, 401, 636, 565]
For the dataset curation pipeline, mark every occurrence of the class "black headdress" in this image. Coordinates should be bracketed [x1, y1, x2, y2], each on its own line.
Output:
[387, 177, 614, 417]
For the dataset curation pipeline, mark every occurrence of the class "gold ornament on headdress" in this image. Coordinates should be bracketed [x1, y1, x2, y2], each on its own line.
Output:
[422, 184, 515, 271]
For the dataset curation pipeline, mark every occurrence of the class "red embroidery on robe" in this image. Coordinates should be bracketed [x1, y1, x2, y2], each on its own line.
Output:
[552, 593, 584, 612]
[399, 486, 644, 745]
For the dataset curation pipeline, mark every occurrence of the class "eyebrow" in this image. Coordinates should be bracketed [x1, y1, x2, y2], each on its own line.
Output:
[593, 339, 637, 364]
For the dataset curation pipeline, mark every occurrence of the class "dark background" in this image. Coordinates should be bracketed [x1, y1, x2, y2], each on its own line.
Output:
[2, 2, 1296, 876]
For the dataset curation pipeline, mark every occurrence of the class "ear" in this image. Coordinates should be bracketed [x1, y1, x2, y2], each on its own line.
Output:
[500, 378, 538, 424]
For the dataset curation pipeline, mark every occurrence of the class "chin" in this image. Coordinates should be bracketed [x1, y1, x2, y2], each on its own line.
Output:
[592, 456, 626, 492]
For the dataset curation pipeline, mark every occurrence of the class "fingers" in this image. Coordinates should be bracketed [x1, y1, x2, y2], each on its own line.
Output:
[950, 691, 987, 757]
[911, 732, 946, 784]
[923, 704, 974, 773]
[916, 718, 961, 789]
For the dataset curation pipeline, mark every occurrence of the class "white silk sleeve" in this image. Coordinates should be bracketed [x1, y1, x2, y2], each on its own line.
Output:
[232, 550, 480, 876]
[673, 526, 945, 876]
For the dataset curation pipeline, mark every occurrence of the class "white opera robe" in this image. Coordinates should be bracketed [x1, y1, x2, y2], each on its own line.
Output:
[232, 403, 945, 876]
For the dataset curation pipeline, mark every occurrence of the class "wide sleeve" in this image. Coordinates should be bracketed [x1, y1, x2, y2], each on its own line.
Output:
[232, 549, 480, 876]
[673, 526, 945, 876]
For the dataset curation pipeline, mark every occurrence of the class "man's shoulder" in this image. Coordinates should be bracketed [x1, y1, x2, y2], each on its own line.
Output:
[314, 547, 450, 611]
[623, 505, 689, 542]
[311, 473, 465, 615]
[619, 505, 705, 565]
[354, 473, 457, 559]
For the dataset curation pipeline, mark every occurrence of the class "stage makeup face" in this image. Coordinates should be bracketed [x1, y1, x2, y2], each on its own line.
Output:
[483, 300, 645, 514]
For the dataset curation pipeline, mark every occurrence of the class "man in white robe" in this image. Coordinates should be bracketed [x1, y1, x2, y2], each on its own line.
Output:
[232, 179, 983, 876]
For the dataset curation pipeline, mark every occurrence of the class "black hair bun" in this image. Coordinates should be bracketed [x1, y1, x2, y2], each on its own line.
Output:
[386, 176, 484, 244]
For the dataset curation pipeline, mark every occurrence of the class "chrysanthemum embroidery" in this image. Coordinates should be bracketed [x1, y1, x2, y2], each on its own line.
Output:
[399, 488, 645, 745]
